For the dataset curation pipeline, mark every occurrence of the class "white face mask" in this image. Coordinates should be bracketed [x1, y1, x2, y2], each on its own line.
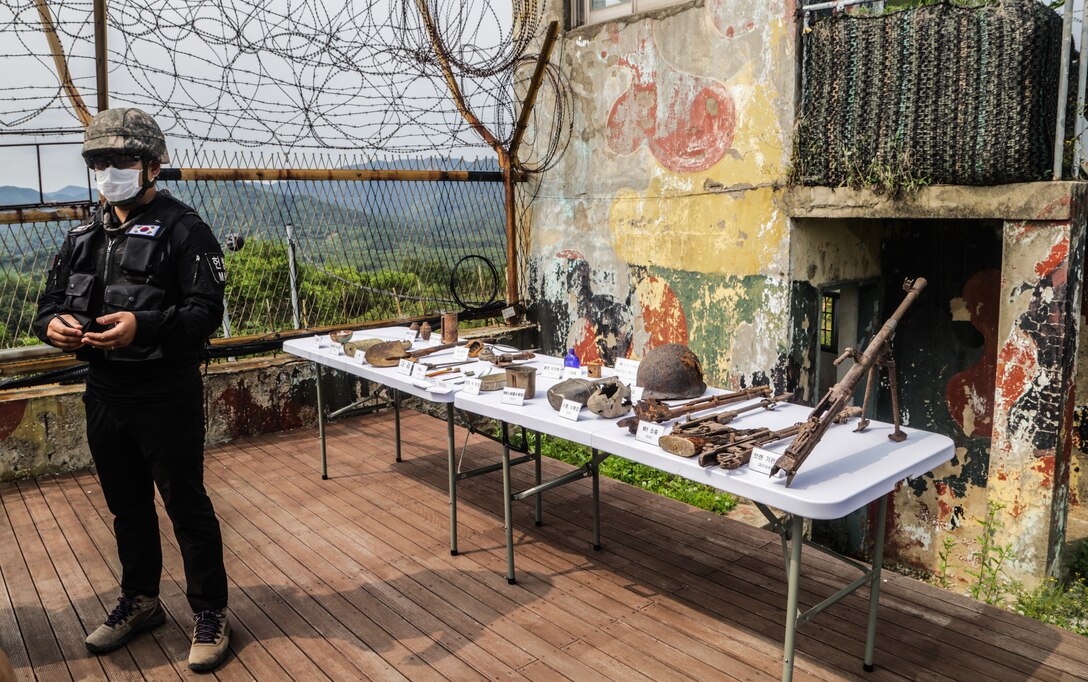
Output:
[95, 167, 144, 204]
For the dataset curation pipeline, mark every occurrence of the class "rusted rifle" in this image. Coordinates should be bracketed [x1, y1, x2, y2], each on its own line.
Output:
[714, 406, 862, 469]
[770, 277, 927, 486]
[674, 392, 794, 433]
[616, 385, 771, 433]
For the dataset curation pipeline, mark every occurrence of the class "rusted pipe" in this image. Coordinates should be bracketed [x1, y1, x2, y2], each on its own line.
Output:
[157, 167, 520, 183]
[509, 21, 560, 161]
[0, 205, 93, 225]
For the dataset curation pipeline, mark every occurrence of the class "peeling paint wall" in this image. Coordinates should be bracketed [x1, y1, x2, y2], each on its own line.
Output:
[0, 357, 368, 481]
[522, 3, 1084, 588]
[526, 0, 796, 390]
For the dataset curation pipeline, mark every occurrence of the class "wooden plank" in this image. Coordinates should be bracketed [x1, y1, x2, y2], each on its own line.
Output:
[238, 435, 651, 682]
[206, 443, 490, 681]
[17, 480, 144, 681]
[215, 440, 532, 680]
[0, 483, 49, 680]
[0, 485, 87, 681]
[53, 472, 222, 679]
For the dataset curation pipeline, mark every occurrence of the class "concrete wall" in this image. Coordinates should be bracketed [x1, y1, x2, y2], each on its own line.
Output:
[526, 0, 796, 390]
[0, 357, 370, 481]
[519, 0, 1086, 588]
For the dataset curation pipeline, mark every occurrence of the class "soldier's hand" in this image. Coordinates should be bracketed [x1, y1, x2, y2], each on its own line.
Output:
[46, 314, 83, 351]
[81, 312, 137, 350]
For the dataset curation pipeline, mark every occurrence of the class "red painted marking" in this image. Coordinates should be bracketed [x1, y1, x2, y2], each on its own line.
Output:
[571, 318, 603, 366]
[606, 30, 736, 173]
[556, 249, 585, 260]
[0, 399, 27, 441]
[996, 338, 1036, 413]
[634, 276, 689, 354]
[1035, 237, 1069, 278]
[946, 270, 999, 438]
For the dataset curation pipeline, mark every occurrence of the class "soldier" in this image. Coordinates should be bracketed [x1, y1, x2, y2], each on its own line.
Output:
[33, 108, 231, 672]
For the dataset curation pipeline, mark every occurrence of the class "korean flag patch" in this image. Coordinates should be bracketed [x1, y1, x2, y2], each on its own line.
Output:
[205, 253, 228, 285]
[127, 224, 162, 237]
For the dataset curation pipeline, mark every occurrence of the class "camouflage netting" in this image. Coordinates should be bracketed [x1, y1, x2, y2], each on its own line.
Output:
[792, 0, 1063, 187]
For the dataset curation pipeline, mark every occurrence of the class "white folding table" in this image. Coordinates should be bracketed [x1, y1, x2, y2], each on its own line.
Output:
[283, 329, 546, 556]
[458, 383, 954, 681]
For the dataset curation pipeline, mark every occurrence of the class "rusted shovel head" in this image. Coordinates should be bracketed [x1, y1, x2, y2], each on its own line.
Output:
[363, 340, 412, 367]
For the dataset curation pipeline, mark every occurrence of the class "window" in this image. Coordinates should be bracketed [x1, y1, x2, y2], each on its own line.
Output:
[820, 292, 838, 353]
[572, 0, 686, 27]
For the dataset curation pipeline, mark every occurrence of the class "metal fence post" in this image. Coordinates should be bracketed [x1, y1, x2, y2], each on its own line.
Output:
[1054, 0, 1075, 180]
[285, 221, 301, 329]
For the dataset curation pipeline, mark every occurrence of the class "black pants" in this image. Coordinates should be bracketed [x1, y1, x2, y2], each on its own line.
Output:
[85, 393, 228, 613]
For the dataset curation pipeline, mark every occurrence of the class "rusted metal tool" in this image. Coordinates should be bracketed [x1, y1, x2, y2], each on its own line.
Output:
[616, 385, 771, 433]
[363, 338, 485, 367]
[478, 347, 537, 366]
[714, 406, 862, 469]
[675, 392, 794, 434]
[770, 277, 927, 486]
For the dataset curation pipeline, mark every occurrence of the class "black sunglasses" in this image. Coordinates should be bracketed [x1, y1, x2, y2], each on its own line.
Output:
[87, 154, 144, 171]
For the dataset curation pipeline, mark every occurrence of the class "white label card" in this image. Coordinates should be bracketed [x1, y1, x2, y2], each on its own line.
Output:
[463, 378, 482, 395]
[355, 351, 368, 366]
[411, 363, 428, 379]
[558, 399, 582, 421]
[748, 447, 781, 476]
[404, 328, 418, 341]
[501, 387, 526, 406]
[453, 346, 470, 361]
[615, 358, 639, 384]
[562, 366, 589, 380]
[397, 359, 415, 375]
[635, 421, 664, 446]
[631, 386, 645, 402]
[540, 364, 562, 380]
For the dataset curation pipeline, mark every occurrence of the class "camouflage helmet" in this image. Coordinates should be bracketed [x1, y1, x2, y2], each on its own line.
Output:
[636, 343, 707, 400]
[82, 108, 170, 163]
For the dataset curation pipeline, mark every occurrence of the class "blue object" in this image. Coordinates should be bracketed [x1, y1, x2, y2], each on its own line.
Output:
[563, 348, 580, 368]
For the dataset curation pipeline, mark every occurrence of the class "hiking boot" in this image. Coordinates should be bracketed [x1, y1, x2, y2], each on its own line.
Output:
[188, 609, 230, 672]
[85, 594, 165, 654]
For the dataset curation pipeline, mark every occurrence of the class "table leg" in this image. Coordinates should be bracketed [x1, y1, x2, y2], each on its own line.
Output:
[534, 431, 543, 527]
[315, 362, 328, 480]
[447, 402, 458, 556]
[502, 421, 516, 584]
[782, 514, 804, 682]
[394, 389, 402, 463]
[592, 448, 602, 551]
[864, 494, 889, 673]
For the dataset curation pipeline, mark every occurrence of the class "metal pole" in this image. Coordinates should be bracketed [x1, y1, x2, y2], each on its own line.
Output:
[501, 421, 516, 584]
[221, 298, 232, 339]
[285, 222, 301, 329]
[447, 402, 458, 556]
[592, 448, 602, 551]
[501, 151, 519, 306]
[864, 494, 889, 672]
[782, 514, 804, 682]
[315, 363, 327, 480]
[93, 0, 108, 111]
[1074, 2, 1088, 176]
[394, 389, 402, 462]
[534, 431, 542, 526]
[1054, 0, 1075, 180]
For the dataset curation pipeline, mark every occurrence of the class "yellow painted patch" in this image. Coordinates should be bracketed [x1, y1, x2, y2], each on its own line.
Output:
[607, 78, 786, 276]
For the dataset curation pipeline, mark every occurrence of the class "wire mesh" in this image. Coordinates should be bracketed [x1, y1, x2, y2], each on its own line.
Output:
[0, 149, 507, 349]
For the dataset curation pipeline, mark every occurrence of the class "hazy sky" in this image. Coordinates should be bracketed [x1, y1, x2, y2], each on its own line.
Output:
[0, 0, 514, 193]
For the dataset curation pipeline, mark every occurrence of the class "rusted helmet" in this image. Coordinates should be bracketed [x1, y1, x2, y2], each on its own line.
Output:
[636, 343, 706, 400]
[82, 108, 170, 163]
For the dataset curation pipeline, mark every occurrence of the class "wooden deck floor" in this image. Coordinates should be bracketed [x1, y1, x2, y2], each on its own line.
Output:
[2, 409, 1087, 681]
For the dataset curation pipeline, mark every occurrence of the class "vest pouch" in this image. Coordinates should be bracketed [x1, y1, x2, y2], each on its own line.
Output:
[64, 272, 95, 313]
[103, 282, 165, 313]
[119, 235, 162, 276]
[103, 283, 166, 361]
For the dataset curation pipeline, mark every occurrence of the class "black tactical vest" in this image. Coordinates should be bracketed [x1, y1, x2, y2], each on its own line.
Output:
[63, 196, 198, 362]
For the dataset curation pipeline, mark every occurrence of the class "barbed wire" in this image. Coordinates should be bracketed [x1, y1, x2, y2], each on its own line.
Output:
[0, 0, 571, 167]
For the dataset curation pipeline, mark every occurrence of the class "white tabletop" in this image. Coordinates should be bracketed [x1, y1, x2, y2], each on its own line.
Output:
[287, 330, 954, 519]
[283, 327, 490, 403]
[453, 356, 627, 449]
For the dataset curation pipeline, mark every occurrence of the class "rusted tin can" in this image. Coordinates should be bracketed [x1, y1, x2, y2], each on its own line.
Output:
[441, 312, 459, 343]
[505, 366, 537, 400]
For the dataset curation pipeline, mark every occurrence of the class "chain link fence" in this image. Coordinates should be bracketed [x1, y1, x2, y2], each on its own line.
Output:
[0, 150, 508, 349]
